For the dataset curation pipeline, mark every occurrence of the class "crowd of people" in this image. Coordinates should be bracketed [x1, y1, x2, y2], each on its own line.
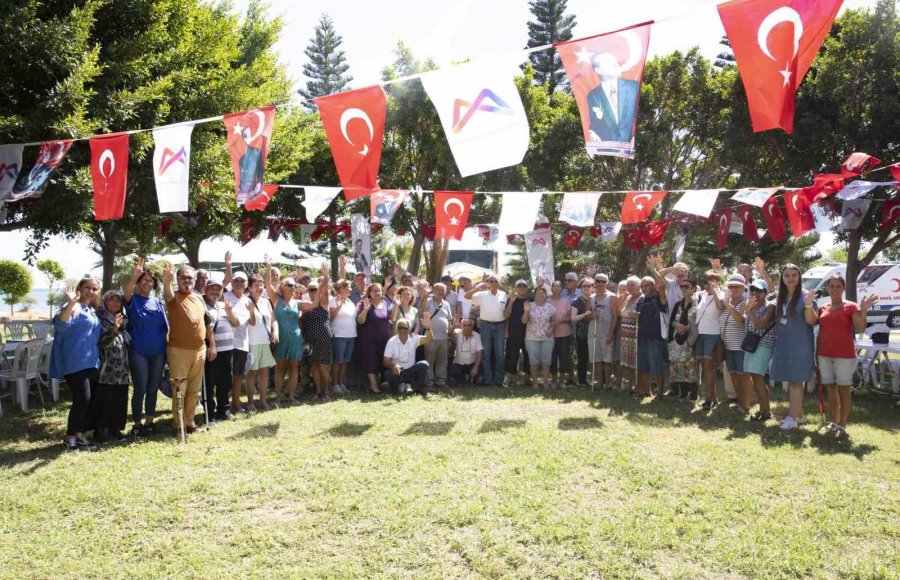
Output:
[48, 251, 878, 450]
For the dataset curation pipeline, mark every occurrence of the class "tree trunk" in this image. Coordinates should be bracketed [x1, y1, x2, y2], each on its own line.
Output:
[185, 240, 201, 269]
[100, 223, 118, 291]
[428, 238, 450, 282]
[845, 229, 863, 302]
[407, 229, 424, 275]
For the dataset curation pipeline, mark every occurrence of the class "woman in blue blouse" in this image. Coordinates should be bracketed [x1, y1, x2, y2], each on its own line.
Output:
[50, 276, 102, 451]
[123, 258, 169, 436]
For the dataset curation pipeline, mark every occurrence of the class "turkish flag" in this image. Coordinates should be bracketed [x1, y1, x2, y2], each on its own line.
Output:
[717, 0, 842, 133]
[315, 85, 387, 201]
[223, 106, 276, 206]
[240, 217, 258, 245]
[640, 220, 669, 247]
[89, 133, 129, 221]
[434, 191, 474, 240]
[620, 190, 667, 224]
[882, 199, 900, 231]
[808, 174, 845, 202]
[761, 197, 787, 242]
[622, 228, 644, 251]
[737, 204, 760, 242]
[784, 189, 815, 236]
[563, 226, 584, 248]
[841, 152, 881, 176]
[716, 209, 733, 250]
[244, 184, 278, 212]
[888, 163, 900, 181]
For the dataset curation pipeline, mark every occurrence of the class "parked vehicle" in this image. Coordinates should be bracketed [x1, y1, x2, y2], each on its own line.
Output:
[856, 262, 900, 325]
[803, 264, 847, 297]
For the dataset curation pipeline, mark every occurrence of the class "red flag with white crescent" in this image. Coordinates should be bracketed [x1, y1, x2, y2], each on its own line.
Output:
[89, 133, 129, 221]
[889, 163, 900, 181]
[737, 204, 760, 242]
[716, 209, 733, 250]
[841, 152, 881, 177]
[620, 190, 667, 224]
[434, 191, 474, 240]
[761, 197, 787, 242]
[717, 0, 843, 133]
[243, 184, 278, 212]
[563, 226, 584, 248]
[315, 86, 387, 200]
[882, 199, 900, 231]
[808, 173, 845, 202]
[223, 106, 276, 206]
[784, 189, 815, 236]
[622, 228, 644, 250]
[640, 220, 670, 247]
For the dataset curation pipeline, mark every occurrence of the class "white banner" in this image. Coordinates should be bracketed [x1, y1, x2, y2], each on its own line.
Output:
[350, 213, 371, 273]
[730, 187, 780, 207]
[559, 192, 602, 226]
[303, 186, 342, 221]
[840, 199, 870, 230]
[598, 221, 622, 242]
[152, 125, 193, 213]
[498, 191, 542, 235]
[524, 229, 554, 285]
[836, 180, 895, 200]
[0, 144, 25, 201]
[810, 202, 836, 233]
[673, 189, 719, 218]
[420, 61, 529, 177]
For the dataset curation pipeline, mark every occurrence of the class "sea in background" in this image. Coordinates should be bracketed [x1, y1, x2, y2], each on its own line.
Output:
[24, 288, 53, 315]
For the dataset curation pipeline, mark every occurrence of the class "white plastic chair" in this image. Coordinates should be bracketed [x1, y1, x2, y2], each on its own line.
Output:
[3, 321, 31, 341]
[37, 340, 60, 403]
[30, 321, 52, 339]
[0, 338, 44, 412]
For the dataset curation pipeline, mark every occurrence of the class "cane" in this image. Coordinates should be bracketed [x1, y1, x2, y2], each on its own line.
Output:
[815, 366, 826, 428]
[172, 377, 186, 444]
[201, 367, 210, 426]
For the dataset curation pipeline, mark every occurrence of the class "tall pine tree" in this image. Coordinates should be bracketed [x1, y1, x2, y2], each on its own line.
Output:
[299, 14, 352, 107]
[525, 0, 576, 92]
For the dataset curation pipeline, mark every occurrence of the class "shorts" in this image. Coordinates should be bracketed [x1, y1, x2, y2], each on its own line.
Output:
[332, 337, 355, 363]
[817, 356, 857, 386]
[588, 336, 614, 363]
[231, 349, 249, 376]
[525, 338, 554, 366]
[637, 339, 666, 375]
[724, 349, 746, 374]
[249, 343, 276, 370]
[696, 334, 721, 360]
[742, 345, 773, 376]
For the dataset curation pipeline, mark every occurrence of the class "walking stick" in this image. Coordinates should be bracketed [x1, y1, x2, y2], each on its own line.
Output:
[815, 366, 826, 428]
[172, 377, 186, 444]
[201, 367, 210, 426]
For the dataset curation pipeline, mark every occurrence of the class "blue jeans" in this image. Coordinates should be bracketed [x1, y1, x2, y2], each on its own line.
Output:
[479, 321, 506, 384]
[130, 350, 165, 423]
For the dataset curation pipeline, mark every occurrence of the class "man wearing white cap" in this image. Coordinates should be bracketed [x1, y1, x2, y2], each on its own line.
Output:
[223, 270, 254, 414]
[203, 273, 245, 421]
[561, 272, 582, 303]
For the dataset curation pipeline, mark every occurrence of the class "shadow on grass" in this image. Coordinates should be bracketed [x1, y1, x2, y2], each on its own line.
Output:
[558, 416, 603, 431]
[478, 419, 526, 433]
[402, 421, 456, 436]
[319, 421, 373, 438]
[229, 422, 280, 439]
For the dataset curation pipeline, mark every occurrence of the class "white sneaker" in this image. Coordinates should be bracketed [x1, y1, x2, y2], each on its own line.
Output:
[399, 382, 411, 394]
[779, 416, 798, 431]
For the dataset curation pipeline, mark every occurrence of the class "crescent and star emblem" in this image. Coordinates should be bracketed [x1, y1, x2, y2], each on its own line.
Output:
[891, 278, 900, 293]
[233, 110, 267, 144]
[719, 214, 728, 234]
[443, 197, 465, 225]
[791, 193, 802, 211]
[584, 30, 644, 74]
[632, 193, 653, 212]
[767, 202, 779, 218]
[887, 205, 900, 221]
[339, 108, 374, 156]
[98, 149, 115, 180]
[757, 7, 804, 87]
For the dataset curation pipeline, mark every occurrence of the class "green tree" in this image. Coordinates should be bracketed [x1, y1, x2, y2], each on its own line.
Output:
[525, 0, 576, 92]
[0, 260, 33, 317]
[299, 14, 352, 106]
[36, 258, 65, 318]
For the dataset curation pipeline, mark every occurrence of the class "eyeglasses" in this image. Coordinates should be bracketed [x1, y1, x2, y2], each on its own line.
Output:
[178, 276, 195, 281]
[309, 288, 318, 292]
[283, 283, 296, 288]
[397, 326, 410, 331]
[679, 285, 693, 290]
[596, 280, 608, 284]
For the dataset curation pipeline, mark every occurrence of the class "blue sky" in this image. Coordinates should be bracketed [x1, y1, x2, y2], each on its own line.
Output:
[3, 0, 877, 283]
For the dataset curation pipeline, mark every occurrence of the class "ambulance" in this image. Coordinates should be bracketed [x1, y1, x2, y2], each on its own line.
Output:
[856, 262, 900, 325]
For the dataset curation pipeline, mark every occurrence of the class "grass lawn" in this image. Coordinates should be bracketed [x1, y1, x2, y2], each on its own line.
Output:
[1, 386, 898, 578]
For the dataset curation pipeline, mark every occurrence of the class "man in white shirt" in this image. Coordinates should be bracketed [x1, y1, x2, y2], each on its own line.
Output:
[383, 313, 434, 396]
[223, 271, 255, 414]
[449, 318, 483, 385]
[456, 276, 474, 321]
[657, 261, 689, 317]
[422, 283, 453, 389]
[465, 275, 509, 385]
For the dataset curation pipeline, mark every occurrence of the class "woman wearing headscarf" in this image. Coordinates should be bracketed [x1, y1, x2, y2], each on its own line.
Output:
[88, 290, 131, 442]
[50, 276, 102, 451]
[771, 264, 818, 431]
[667, 279, 699, 403]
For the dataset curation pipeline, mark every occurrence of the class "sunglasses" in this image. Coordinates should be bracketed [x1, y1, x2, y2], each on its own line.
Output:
[679, 285, 693, 290]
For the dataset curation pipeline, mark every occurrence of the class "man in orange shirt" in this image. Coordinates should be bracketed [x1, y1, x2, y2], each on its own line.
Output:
[163, 264, 213, 434]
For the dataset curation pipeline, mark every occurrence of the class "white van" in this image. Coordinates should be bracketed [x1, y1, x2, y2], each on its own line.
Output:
[856, 263, 900, 325]
[802, 264, 846, 297]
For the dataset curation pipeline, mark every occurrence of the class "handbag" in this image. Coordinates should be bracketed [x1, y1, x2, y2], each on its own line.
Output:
[742, 323, 774, 353]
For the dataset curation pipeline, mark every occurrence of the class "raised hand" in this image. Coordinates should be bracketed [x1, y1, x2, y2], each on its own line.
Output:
[113, 313, 124, 330]
[131, 258, 145, 279]
[362, 297, 371, 311]
[339, 254, 346, 268]
[224, 251, 232, 266]
[64, 284, 79, 304]
[586, 265, 597, 277]
[392, 263, 402, 277]
[364, 265, 373, 277]
[163, 264, 174, 286]
[753, 256, 766, 274]
[804, 289, 816, 307]
[860, 293, 879, 311]
[710, 258, 722, 272]
[223, 299, 233, 315]
[320, 262, 329, 277]
[645, 255, 656, 270]
[524, 301, 532, 313]
[422, 310, 432, 328]
[264, 255, 271, 270]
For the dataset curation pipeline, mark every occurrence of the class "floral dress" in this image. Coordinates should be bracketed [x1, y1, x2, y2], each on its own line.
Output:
[620, 297, 639, 369]
[667, 299, 698, 384]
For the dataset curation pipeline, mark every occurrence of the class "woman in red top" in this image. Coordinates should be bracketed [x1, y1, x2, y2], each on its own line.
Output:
[816, 274, 878, 438]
